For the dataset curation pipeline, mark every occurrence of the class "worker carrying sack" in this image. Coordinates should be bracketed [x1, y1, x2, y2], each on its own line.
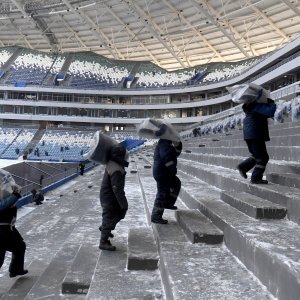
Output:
[227, 83, 270, 104]
[85, 131, 118, 164]
[137, 118, 181, 142]
[0, 168, 20, 200]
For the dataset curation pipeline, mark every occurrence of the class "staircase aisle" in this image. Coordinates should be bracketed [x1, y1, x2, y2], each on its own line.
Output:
[134, 154, 275, 300]
[0, 165, 164, 299]
[1, 116, 300, 300]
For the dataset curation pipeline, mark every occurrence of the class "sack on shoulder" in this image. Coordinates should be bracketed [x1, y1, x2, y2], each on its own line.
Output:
[0, 168, 20, 200]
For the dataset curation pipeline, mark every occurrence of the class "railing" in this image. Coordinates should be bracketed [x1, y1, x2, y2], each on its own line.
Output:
[4, 160, 96, 196]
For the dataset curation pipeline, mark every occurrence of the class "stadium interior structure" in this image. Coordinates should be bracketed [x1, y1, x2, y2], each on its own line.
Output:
[0, 0, 300, 299]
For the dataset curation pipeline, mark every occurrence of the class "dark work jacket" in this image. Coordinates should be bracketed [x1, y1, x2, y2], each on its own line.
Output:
[0, 205, 17, 224]
[153, 139, 182, 179]
[242, 100, 276, 141]
[0, 194, 18, 224]
[100, 161, 127, 210]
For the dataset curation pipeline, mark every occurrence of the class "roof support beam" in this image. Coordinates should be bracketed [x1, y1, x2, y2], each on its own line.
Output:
[7, 18, 33, 48]
[59, 15, 87, 48]
[162, 0, 226, 62]
[103, 3, 160, 66]
[279, 0, 300, 21]
[61, 0, 123, 59]
[190, 0, 251, 58]
[205, 1, 259, 56]
[124, 0, 186, 68]
[245, 0, 288, 40]
[10, 0, 56, 49]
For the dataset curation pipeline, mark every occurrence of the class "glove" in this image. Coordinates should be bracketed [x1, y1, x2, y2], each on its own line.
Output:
[242, 101, 257, 112]
[12, 191, 22, 199]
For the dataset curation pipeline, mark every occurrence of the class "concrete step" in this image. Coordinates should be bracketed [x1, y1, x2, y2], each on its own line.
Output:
[183, 122, 300, 145]
[178, 158, 300, 224]
[185, 134, 300, 148]
[267, 172, 300, 188]
[178, 171, 300, 300]
[25, 242, 81, 299]
[2, 259, 45, 300]
[86, 236, 164, 300]
[181, 152, 300, 175]
[61, 242, 99, 295]
[86, 167, 165, 299]
[220, 191, 287, 219]
[185, 145, 300, 161]
[135, 162, 274, 300]
[127, 227, 159, 270]
[175, 209, 223, 244]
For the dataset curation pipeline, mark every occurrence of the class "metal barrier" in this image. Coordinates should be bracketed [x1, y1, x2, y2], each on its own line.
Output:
[3, 160, 96, 196]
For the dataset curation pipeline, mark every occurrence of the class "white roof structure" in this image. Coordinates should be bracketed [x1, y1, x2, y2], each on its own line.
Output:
[0, 0, 299, 70]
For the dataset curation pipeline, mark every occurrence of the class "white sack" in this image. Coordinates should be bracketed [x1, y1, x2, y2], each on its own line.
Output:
[227, 83, 270, 104]
[137, 118, 181, 142]
[85, 131, 118, 164]
[0, 169, 20, 200]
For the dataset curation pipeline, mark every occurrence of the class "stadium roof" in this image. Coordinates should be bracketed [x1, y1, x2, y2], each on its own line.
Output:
[0, 0, 299, 70]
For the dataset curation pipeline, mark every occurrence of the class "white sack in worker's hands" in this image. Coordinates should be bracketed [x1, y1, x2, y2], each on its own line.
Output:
[137, 118, 181, 142]
[227, 83, 270, 104]
[0, 169, 21, 200]
[85, 131, 118, 164]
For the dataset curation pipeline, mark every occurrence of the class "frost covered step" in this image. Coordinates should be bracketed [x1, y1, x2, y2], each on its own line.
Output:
[196, 134, 300, 148]
[87, 237, 164, 299]
[186, 145, 300, 161]
[178, 159, 300, 224]
[181, 152, 300, 175]
[61, 244, 99, 294]
[127, 227, 159, 270]
[26, 243, 81, 299]
[267, 172, 300, 189]
[178, 172, 300, 300]
[159, 242, 273, 300]
[220, 191, 287, 219]
[175, 209, 223, 244]
[4, 276, 38, 299]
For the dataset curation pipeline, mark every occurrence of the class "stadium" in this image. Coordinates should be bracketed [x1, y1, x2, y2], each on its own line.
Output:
[0, 0, 300, 299]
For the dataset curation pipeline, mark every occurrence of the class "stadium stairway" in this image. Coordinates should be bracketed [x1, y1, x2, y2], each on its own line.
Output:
[0, 164, 165, 299]
[175, 117, 300, 299]
[23, 129, 45, 156]
[1, 115, 300, 299]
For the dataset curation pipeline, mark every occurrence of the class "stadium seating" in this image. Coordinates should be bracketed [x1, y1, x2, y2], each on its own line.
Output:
[68, 53, 134, 89]
[0, 47, 15, 68]
[4, 48, 65, 86]
[0, 46, 269, 89]
[1, 128, 38, 159]
[28, 129, 95, 162]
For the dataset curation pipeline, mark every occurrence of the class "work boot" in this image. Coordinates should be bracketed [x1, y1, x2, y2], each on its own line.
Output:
[237, 165, 247, 179]
[151, 207, 168, 224]
[9, 269, 28, 278]
[99, 240, 116, 251]
[99, 226, 114, 238]
[164, 205, 177, 210]
[251, 179, 268, 184]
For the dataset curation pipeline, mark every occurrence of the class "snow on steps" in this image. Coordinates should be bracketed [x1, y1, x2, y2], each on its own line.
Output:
[175, 209, 223, 244]
[178, 170, 300, 300]
[178, 159, 300, 224]
[220, 191, 287, 219]
[135, 161, 274, 300]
